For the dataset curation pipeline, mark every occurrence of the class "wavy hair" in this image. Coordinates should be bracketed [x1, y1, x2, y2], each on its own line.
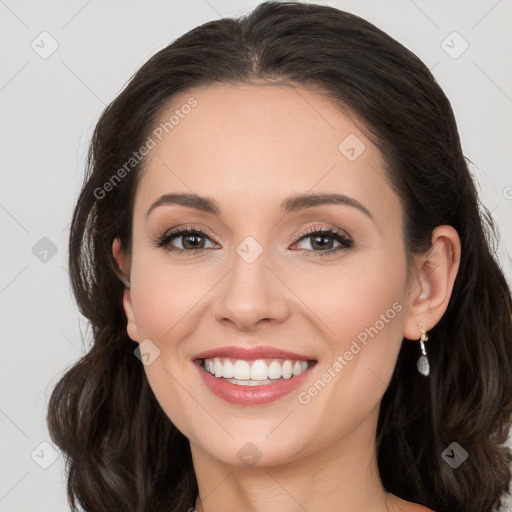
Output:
[47, 2, 512, 511]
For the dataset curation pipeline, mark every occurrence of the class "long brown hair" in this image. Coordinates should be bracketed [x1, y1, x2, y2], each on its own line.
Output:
[47, 2, 512, 511]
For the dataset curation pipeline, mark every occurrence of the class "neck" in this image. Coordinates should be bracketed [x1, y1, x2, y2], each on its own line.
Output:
[190, 407, 400, 512]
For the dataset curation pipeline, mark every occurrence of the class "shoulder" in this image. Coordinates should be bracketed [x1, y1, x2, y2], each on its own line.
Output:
[388, 493, 435, 512]
[402, 502, 435, 512]
[399, 502, 435, 512]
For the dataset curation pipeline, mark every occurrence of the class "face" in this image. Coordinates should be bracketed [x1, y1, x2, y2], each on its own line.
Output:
[117, 83, 415, 468]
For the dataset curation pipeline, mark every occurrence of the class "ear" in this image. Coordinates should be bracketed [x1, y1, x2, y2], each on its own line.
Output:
[402, 225, 461, 340]
[112, 238, 139, 343]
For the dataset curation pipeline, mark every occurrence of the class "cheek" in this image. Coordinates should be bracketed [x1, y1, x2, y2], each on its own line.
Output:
[293, 253, 406, 351]
[129, 255, 213, 341]
[128, 257, 204, 433]
[336, 270, 404, 345]
[299, 251, 407, 414]
[291, 260, 406, 447]
[327, 259, 406, 390]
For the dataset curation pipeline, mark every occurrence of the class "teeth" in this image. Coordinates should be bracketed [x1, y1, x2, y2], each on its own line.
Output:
[268, 360, 282, 379]
[233, 360, 250, 379]
[214, 359, 223, 378]
[250, 360, 268, 380]
[227, 378, 277, 386]
[222, 360, 234, 378]
[202, 357, 312, 382]
[281, 360, 293, 379]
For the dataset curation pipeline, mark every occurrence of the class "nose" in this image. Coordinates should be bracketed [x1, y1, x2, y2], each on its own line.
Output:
[212, 245, 291, 331]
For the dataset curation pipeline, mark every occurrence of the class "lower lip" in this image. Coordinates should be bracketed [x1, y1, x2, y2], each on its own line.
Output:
[194, 361, 314, 406]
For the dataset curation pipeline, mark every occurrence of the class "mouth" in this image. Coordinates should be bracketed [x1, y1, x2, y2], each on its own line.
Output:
[196, 357, 317, 386]
[192, 349, 318, 406]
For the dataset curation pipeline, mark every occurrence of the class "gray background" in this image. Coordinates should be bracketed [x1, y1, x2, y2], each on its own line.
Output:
[1, 0, 511, 510]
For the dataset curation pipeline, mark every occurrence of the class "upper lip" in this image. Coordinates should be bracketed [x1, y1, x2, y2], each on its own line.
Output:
[193, 345, 316, 361]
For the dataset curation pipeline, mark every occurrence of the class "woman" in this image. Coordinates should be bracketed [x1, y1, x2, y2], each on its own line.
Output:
[47, 2, 512, 511]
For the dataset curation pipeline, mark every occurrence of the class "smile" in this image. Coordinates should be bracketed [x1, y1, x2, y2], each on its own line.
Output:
[199, 357, 315, 385]
[193, 346, 318, 406]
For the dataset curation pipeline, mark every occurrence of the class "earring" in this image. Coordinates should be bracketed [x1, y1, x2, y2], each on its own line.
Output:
[416, 325, 430, 376]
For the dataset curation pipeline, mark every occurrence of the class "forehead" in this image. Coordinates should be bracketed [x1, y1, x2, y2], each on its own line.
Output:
[134, 84, 399, 223]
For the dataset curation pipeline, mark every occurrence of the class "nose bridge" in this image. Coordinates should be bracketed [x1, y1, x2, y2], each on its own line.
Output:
[232, 235, 268, 293]
[213, 234, 289, 329]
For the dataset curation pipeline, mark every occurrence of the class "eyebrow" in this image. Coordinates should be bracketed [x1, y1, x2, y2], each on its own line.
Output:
[146, 192, 374, 221]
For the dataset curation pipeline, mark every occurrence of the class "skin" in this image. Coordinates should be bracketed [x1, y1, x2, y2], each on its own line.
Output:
[112, 84, 460, 512]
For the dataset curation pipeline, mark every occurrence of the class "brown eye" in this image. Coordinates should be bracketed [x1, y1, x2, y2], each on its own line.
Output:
[292, 227, 353, 257]
[156, 227, 217, 254]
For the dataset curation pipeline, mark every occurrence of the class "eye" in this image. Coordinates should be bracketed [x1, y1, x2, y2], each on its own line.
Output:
[291, 226, 353, 257]
[155, 226, 218, 255]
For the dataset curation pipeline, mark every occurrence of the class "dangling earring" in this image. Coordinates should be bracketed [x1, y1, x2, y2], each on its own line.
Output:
[416, 325, 429, 376]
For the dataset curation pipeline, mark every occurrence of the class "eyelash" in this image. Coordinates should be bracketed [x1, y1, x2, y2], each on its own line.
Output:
[155, 224, 354, 258]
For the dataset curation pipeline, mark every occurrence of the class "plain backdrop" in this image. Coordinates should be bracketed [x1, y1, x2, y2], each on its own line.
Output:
[1, 1, 511, 510]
